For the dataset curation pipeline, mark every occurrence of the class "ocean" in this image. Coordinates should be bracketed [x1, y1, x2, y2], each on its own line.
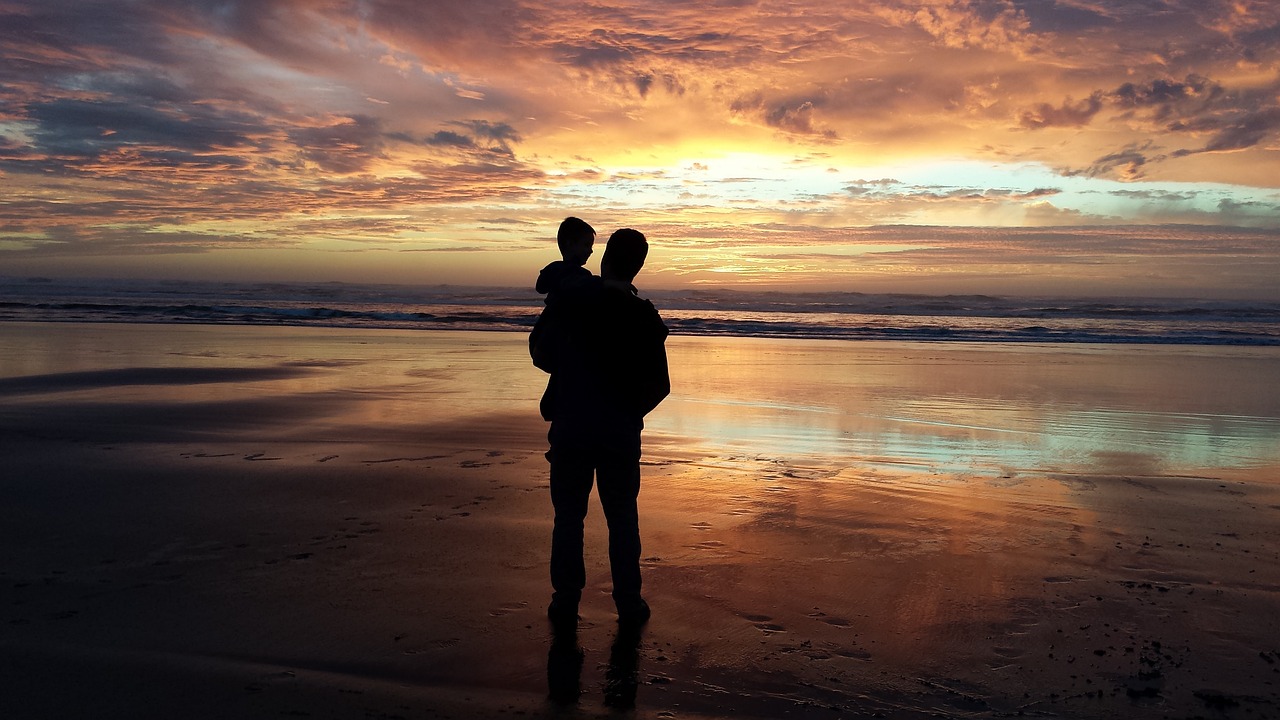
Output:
[2, 275, 1279, 345]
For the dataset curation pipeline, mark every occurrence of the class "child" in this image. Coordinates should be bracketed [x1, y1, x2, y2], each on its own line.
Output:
[532, 216, 598, 429]
[536, 216, 596, 304]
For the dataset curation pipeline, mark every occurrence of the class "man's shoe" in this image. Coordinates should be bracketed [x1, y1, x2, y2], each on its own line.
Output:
[547, 597, 579, 629]
[615, 596, 650, 627]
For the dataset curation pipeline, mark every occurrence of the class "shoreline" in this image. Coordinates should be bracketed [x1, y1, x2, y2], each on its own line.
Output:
[5, 278, 1280, 347]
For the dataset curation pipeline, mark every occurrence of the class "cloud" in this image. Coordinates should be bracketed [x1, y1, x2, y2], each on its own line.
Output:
[1030, 70, 1280, 176]
[286, 115, 389, 174]
[1019, 92, 1104, 128]
[731, 92, 837, 138]
[1065, 143, 1159, 181]
[423, 130, 474, 148]
[1111, 75, 1224, 119]
[421, 119, 522, 157]
[1172, 107, 1280, 155]
[26, 98, 268, 156]
[873, 0, 1038, 53]
[363, 0, 530, 72]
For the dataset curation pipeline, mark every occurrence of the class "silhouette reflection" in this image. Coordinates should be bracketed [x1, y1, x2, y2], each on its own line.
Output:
[546, 623, 645, 708]
[604, 624, 642, 709]
[547, 626, 583, 704]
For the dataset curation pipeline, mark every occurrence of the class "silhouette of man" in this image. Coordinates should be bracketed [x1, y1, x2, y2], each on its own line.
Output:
[530, 228, 670, 629]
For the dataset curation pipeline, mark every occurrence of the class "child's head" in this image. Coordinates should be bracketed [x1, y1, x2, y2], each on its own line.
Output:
[557, 216, 595, 267]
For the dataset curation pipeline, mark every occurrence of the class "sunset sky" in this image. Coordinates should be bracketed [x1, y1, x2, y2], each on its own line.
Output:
[2, 0, 1279, 298]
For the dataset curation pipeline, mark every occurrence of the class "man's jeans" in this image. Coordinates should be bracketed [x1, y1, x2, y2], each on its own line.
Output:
[548, 433, 643, 606]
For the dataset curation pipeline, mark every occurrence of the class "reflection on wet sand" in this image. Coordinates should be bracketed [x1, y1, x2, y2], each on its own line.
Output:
[546, 623, 643, 709]
[653, 336, 1280, 476]
[635, 449, 1279, 714]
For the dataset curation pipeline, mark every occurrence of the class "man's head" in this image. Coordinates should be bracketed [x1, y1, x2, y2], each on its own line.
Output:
[557, 216, 595, 267]
[601, 228, 648, 283]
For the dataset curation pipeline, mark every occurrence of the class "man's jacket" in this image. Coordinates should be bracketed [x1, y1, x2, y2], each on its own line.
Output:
[530, 279, 670, 437]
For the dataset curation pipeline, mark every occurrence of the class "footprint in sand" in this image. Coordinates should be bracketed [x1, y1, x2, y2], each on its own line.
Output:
[490, 601, 528, 617]
[362, 455, 448, 464]
[459, 459, 491, 469]
[743, 613, 786, 633]
[992, 645, 1023, 659]
[690, 522, 713, 531]
[244, 453, 282, 461]
[451, 496, 493, 510]
[808, 612, 852, 628]
[836, 648, 872, 661]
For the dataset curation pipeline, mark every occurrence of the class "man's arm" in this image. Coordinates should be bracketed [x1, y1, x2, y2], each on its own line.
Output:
[529, 304, 560, 373]
[635, 304, 671, 417]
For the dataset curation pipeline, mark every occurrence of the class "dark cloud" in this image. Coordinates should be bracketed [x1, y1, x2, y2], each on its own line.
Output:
[25, 98, 269, 157]
[542, 27, 704, 100]
[1172, 107, 1280, 155]
[550, 26, 728, 68]
[1010, 0, 1114, 32]
[456, 120, 520, 145]
[1237, 18, 1280, 56]
[731, 93, 838, 138]
[72, 72, 196, 104]
[1038, 71, 1280, 174]
[554, 36, 637, 69]
[1218, 197, 1280, 216]
[1066, 144, 1159, 181]
[1113, 75, 1220, 107]
[1019, 92, 1104, 128]
[424, 130, 475, 148]
[0, 2, 178, 80]
[421, 120, 522, 157]
[634, 73, 654, 96]
[288, 115, 387, 174]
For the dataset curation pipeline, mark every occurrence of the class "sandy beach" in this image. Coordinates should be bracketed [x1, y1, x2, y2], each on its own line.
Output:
[1, 322, 1278, 719]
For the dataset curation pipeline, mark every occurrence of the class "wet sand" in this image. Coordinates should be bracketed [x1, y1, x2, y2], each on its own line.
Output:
[1, 322, 1278, 719]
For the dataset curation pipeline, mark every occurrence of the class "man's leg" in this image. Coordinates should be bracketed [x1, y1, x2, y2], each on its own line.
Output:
[548, 444, 595, 612]
[596, 445, 643, 616]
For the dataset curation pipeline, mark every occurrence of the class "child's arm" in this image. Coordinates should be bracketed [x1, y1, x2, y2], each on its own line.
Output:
[535, 261, 566, 295]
